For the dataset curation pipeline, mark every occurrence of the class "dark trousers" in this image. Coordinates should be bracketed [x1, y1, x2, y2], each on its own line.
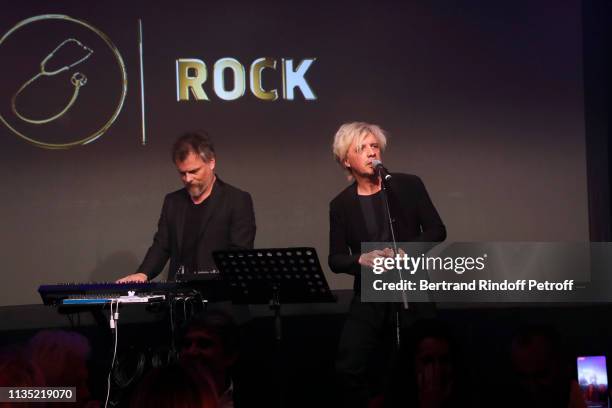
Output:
[335, 298, 398, 408]
[335, 296, 436, 408]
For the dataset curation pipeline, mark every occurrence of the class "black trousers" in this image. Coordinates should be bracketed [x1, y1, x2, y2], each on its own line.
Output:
[335, 296, 435, 408]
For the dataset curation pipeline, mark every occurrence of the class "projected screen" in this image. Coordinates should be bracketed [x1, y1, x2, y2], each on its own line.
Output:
[0, 0, 588, 306]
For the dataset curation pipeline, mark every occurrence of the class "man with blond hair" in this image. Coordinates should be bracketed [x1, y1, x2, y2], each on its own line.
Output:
[329, 122, 446, 407]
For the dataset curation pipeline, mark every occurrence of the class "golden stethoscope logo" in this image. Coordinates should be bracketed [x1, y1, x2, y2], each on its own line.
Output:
[0, 14, 127, 149]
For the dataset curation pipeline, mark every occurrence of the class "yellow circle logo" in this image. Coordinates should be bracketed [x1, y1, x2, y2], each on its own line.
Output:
[0, 15, 128, 149]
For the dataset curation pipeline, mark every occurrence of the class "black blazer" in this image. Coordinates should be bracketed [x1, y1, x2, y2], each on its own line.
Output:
[138, 177, 256, 280]
[328, 173, 446, 291]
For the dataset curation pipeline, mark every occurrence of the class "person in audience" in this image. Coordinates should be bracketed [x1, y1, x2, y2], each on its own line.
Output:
[501, 324, 586, 408]
[180, 310, 241, 408]
[130, 360, 218, 408]
[0, 346, 45, 408]
[384, 319, 472, 408]
[27, 330, 96, 407]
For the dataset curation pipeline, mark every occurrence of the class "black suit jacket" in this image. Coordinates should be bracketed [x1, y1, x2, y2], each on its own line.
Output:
[138, 177, 256, 280]
[328, 173, 446, 291]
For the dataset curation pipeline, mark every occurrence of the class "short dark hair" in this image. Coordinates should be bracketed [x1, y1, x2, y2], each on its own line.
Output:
[172, 131, 215, 163]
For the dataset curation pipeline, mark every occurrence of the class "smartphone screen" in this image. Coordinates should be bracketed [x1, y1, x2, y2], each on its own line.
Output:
[578, 356, 609, 408]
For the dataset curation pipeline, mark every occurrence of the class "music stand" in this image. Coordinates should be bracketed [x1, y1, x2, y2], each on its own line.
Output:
[213, 247, 335, 340]
[213, 247, 335, 408]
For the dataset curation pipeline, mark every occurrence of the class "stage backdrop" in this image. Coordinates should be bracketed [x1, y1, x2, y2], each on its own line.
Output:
[0, 0, 588, 306]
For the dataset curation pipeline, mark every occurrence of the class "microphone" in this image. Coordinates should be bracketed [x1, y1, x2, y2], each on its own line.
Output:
[372, 159, 392, 180]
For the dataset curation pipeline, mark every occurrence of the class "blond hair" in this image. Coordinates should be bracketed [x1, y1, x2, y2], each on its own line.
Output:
[332, 122, 387, 178]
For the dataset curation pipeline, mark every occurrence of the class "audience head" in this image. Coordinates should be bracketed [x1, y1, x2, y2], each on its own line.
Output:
[179, 310, 240, 393]
[385, 319, 464, 408]
[507, 324, 571, 408]
[27, 330, 91, 402]
[130, 360, 218, 408]
[0, 346, 44, 386]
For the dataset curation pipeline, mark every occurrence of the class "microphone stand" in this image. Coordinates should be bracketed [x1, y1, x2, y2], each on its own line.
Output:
[377, 169, 409, 349]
